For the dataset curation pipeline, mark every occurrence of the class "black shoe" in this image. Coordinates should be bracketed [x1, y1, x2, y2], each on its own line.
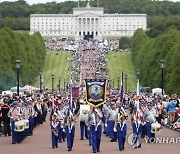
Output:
[12, 142, 15, 144]
[97, 149, 100, 152]
[110, 139, 115, 142]
[103, 131, 106, 134]
[138, 144, 141, 148]
[52, 146, 55, 149]
[80, 138, 84, 140]
[68, 148, 72, 151]
[56, 145, 58, 148]
[119, 149, 123, 151]
[93, 151, 96, 153]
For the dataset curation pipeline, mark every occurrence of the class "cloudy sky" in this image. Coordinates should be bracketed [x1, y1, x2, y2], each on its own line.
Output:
[0, 0, 179, 5]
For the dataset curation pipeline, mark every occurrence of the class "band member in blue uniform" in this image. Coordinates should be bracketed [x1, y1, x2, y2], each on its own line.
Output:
[131, 105, 143, 148]
[8, 101, 21, 144]
[79, 100, 89, 140]
[56, 101, 65, 143]
[102, 101, 110, 136]
[106, 101, 117, 142]
[139, 100, 147, 138]
[50, 113, 59, 149]
[144, 102, 157, 143]
[115, 106, 127, 151]
[27, 101, 35, 136]
[88, 107, 103, 153]
[64, 109, 76, 151]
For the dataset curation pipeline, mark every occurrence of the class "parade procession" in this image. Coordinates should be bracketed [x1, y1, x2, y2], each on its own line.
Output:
[0, 38, 180, 154]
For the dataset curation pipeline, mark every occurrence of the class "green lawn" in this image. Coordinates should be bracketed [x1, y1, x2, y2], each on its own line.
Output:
[33, 50, 72, 91]
[106, 52, 137, 92]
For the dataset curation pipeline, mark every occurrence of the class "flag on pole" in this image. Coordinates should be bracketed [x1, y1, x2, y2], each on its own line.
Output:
[69, 78, 73, 110]
[120, 72, 124, 102]
[136, 78, 139, 96]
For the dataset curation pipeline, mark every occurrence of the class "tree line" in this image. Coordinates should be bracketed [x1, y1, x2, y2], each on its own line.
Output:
[0, 0, 180, 30]
[0, 27, 46, 92]
[131, 27, 180, 95]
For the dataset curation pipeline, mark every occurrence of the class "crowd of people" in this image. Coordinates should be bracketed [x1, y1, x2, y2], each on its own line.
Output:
[0, 39, 180, 153]
[0, 94, 49, 143]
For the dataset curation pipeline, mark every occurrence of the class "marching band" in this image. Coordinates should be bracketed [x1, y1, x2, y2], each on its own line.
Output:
[0, 88, 169, 154]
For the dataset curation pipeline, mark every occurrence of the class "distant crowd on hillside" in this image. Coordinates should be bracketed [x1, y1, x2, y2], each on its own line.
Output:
[45, 38, 119, 53]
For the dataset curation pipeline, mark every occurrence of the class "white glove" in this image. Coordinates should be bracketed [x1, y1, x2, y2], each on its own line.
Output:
[113, 127, 117, 132]
[87, 127, 90, 131]
[62, 128, 65, 132]
[105, 123, 107, 127]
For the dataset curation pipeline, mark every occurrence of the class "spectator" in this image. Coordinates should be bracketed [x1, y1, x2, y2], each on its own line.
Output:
[166, 96, 177, 125]
[1, 99, 11, 136]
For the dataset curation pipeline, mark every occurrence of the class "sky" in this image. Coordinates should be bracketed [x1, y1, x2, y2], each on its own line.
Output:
[0, 0, 179, 5]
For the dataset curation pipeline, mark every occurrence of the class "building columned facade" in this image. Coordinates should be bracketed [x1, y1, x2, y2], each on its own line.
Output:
[30, 5, 147, 39]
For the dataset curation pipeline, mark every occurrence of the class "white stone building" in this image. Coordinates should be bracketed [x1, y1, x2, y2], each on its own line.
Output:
[30, 4, 147, 39]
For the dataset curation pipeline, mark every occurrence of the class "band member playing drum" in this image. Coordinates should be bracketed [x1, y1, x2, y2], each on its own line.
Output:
[79, 99, 89, 140]
[144, 102, 158, 143]
[8, 101, 21, 144]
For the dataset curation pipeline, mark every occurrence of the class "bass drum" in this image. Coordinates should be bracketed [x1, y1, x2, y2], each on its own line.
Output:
[80, 104, 90, 122]
[151, 121, 161, 133]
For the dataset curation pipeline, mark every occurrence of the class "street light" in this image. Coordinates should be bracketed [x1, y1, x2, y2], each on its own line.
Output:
[64, 79, 66, 91]
[58, 77, 61, 92]
[15, 60, 20, 96]
[125, 74, 128, 92]
[118, 77, 120, 90]
[39, 69, 43, 93]
[51, 74, 54, 92]
[160, 60, 165, 95]
[112, 79, 114, 88]
[136, 69, 140, 80]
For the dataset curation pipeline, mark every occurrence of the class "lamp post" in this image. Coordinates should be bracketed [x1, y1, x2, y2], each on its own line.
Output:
[64, 79, 66, 91]
[58, 77, 61, 92]
[15, 60, 20, 96]
[112, 79, 114, 88]
[125, 74, 128, 92]
[160, 60, 165, 95]
[51, 74, 54, 92]
[118, 78, 120, 90]
[39, 69, 42, 93]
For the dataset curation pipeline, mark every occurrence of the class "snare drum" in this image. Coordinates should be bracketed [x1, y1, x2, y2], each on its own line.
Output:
[21, 119, 29, 129]
[15, 121, 25, 132]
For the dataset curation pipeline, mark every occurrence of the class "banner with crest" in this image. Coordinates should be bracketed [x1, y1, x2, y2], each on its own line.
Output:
[84, 79, 107, 108]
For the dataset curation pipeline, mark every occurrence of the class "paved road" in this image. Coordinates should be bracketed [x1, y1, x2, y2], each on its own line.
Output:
[1, 114, 180, 154]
